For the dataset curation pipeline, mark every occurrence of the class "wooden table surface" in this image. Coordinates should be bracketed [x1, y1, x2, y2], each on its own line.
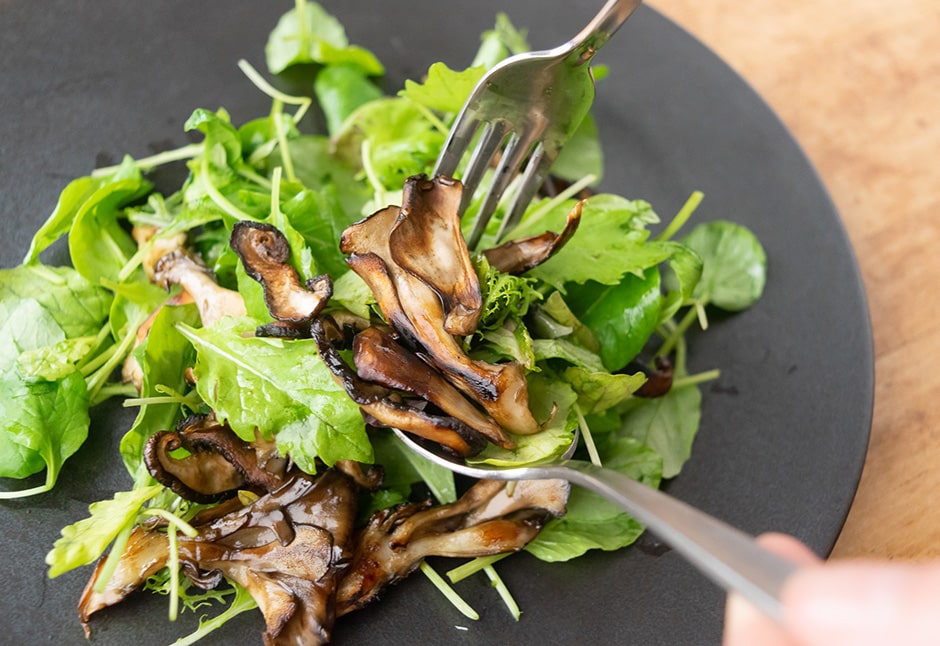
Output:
[648, 0, 940, 560]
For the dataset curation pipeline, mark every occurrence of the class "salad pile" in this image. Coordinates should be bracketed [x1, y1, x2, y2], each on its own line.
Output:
[0, 2, 767, 644]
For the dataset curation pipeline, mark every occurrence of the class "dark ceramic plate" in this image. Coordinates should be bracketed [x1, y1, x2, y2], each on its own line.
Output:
[0, 1, 873, 644]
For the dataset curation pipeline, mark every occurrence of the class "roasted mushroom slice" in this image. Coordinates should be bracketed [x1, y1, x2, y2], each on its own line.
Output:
[311, 317, 488, 457]
[154, 250, 247, 326]
[143, 414, 289, 504]
[336, 478, 569, 615]
[132, 224, 188, 281]
[80, 470, 364, 646]
[388, 175, 481, 335]
[353, 326, 513, 449]
[230, 221, 332, 331]
[342, 202, 541, 436]
[482, 199, 583, 275]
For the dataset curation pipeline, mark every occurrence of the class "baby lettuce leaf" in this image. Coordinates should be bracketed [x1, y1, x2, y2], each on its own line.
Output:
[550, 114, 604, 184]
[0, 368, 89, 490]
[265, 0, 383, 75]
[178, 318, 371, 469]
[470, 374, 577, 467]
[334, 98, 444, 192]
[617, 383, 703, 479]
[315, 63, 384, 136]
[680, 220, 767, 311]
[120, 303, 201, 476]
[1, 264, 112, 340]
[24, 157, 150, 264]
[16, 336, 98, 382]
[563, 365, 647, 415]
[525, 436, 663, 562]
[470, 12, 531, 70]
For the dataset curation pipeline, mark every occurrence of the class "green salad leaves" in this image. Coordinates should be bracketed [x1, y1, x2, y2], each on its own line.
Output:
[2, 1, 769, 640]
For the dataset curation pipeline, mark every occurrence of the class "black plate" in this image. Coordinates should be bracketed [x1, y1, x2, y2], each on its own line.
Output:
[0, 1, 873, 644]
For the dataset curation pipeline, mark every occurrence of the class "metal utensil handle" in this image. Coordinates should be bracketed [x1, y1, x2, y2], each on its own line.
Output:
[550, 460, 798, 620]
[566, 0, 643, 61]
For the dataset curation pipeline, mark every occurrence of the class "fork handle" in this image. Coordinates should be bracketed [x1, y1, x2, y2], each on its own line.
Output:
[566, 0, 643, 63]
[548, 459, 800, 621]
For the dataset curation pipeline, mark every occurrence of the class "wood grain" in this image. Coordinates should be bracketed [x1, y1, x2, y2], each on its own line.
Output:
[648, 0, 940, 560]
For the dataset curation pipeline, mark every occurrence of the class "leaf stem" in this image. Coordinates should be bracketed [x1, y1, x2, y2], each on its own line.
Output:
[503, 173, 597, 239]
[574, 403, 602, 467]
[420, 562, 479, 620]
[237, 58, 313, 124]
[484, 565, 522, 620]
[93, 523, 135, 594]
[91, 144, 202, 178]
[657, 302, 700, 358]
[447, 553, 509, 583]
[656, 190, 703, 242]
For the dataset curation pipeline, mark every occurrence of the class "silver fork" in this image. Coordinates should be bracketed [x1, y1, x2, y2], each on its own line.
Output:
[392, 428, 800, 621]
[434, 0, 642, 249]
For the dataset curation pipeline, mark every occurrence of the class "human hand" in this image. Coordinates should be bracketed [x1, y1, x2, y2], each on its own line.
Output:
[723, 533, 940, 646]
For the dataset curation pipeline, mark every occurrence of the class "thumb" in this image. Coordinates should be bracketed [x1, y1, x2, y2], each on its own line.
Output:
[782, 559, 940, 646]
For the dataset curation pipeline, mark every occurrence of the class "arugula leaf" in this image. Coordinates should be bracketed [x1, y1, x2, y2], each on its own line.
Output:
[45, 484, 163, 577]
[520, 195, 671, 291]
[265, 0, 383, 75]
[179, 318, 371, 468]
[681, 220, 767, 311]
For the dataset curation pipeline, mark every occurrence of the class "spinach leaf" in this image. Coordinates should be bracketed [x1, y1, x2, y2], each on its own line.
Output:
[550, 114, 603, 184]
[565, 268, 662, 371]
